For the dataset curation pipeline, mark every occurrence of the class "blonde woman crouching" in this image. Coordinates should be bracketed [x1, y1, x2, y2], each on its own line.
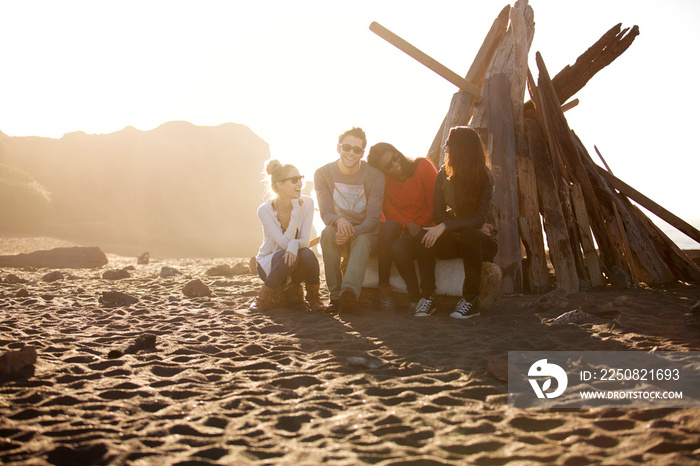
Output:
[250, 159, 324, 312]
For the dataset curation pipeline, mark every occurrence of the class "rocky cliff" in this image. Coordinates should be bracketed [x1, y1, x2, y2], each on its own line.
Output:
[0, 121, 270, 257]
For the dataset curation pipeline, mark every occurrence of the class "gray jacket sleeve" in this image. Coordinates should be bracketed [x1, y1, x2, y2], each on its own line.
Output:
[314, 166, 341, 227]
[352, 166, 385, 236]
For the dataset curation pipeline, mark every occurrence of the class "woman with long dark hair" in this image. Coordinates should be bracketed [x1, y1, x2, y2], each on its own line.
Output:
[420, 126, 498, 319]
[367, 143, 438, 314]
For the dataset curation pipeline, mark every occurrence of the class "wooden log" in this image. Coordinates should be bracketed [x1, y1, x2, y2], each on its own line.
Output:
[525, 118, 579, 292]
[527, 67, 587, 283]
[561, 99, 579, 113]
[571, 183, 605, 287]
[629, 204, 700, 284]
[596, 168, 700, 245]
[524, 23, 639, 111]
[534, 52, 621, 274]
[575, 138, 677, 285]
[593, 144, 639, 286]
[427, 5, 511, 164]
[517, 126, 548, 294]
[560, 183, 587, 281]
[472, 1, 535, 128]
[369, 22, 481, 98]
[485, 74, 523, 294]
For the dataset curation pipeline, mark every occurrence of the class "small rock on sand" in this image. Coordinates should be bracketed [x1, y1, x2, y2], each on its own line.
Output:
[183, 279, 212, 297]
[0, 346, 38, 376]
[160, 266, 182, 278]
[42, 271, 65, 283]
[99, 291, 139, 306]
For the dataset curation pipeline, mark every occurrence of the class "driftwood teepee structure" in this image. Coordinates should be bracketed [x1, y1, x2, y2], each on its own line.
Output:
[372, 0, 700, 294]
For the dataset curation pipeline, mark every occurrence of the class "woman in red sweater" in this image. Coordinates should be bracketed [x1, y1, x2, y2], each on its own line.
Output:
[368, 143, 438, 315]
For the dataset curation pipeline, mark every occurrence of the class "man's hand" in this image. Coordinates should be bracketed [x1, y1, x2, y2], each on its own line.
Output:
[335, 231, 350, 245]
[335, 217, 355, 238]
[421, 223, 446, 248]
[283, 251, 297, 267]
[406, 222, 422, 238]
[480, 223, 494, 235]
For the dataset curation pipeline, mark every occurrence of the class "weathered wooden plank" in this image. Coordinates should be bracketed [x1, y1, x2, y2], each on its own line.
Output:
[535, 52, 620, 273]
[369, 22, 481, 98]
[571, 183, 605, 287]
[630, 204, 700, 284]
[592, 144, 639, 286]
[575, 136, 677, 284]
[527, 66, 587, 282]
[525, 118, 579, 292]
[524, 23, 639, 111]
[596, 168, 700, 245]
[486, 74, 523, 294]
[517, 127, 548, 294]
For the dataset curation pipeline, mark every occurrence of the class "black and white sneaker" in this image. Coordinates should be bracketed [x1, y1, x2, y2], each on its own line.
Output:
[414, 295, 437, 317]
[450, 297, 479, 319]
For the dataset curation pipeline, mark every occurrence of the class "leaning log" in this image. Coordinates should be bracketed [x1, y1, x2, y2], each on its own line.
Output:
[369, 22, 481, 98]
[525, 118, 579, 292]
[524, 23, 639, 113]
[485, 74, 523, 293]
[0, 246, 108, 269]
[576, 141, 678, 285]
[596, 168, 700, 245]
[535, 52, 620, 274]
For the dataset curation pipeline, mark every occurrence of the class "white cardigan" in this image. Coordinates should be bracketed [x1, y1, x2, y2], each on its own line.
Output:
[255, 195, 315, 276]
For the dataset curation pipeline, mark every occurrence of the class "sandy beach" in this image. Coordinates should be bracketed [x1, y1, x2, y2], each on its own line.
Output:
[2, 237, 700, 465]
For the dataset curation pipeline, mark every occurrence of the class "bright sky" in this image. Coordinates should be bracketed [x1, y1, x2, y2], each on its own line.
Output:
[1, 1, 699, 239]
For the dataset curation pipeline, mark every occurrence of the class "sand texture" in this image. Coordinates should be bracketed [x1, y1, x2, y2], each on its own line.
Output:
[2, 239, 700, 465]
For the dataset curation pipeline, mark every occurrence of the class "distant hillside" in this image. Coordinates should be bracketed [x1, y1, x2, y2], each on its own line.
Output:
[0, 121, 270, 257]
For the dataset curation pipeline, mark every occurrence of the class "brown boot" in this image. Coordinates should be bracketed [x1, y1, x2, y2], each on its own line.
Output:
[249, 285, 276, 311]
[283, 282, 308, 309]
[306, 283, 326, 312]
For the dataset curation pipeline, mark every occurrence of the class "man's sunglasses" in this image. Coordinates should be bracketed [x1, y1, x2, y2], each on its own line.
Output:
[280, 175, 304, 184]
[339, 143, 364, 155]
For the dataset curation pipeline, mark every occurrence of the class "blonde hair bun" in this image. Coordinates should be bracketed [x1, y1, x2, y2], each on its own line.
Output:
[265, 159, 282, 176]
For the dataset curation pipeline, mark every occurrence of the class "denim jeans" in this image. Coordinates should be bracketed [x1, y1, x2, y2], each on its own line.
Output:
[257, 247, 320, 290]
[320, 225, 377, 300]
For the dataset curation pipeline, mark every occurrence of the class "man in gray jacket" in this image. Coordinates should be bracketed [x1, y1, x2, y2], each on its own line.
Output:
[314, 127, 385, 313]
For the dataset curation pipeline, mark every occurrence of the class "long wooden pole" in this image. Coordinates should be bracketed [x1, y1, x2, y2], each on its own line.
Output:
[369, 22, 482, 99]
[596, 167, 700, 244]
[593, 145, 640, 286]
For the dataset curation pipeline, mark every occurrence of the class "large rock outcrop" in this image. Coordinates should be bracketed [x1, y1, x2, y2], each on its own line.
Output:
[0, 122, 270, 257]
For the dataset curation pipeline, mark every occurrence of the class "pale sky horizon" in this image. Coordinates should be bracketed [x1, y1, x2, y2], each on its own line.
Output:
[1, 1, 699, 245]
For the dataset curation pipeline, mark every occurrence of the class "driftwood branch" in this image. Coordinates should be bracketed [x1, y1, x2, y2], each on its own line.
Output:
[524, 23, 639, 112]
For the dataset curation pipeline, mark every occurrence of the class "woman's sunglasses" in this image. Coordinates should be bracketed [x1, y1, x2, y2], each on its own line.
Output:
[382, 153, 400, 172]
[280, 175, 304, 184]
[339, 143, 364, 155]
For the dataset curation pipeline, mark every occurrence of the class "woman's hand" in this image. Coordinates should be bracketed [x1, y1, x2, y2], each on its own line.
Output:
[406, 222, 422, 237]
[421, 223, 446, 248]
[480, 223, 494, 235]
[283, 251, 297, 267]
